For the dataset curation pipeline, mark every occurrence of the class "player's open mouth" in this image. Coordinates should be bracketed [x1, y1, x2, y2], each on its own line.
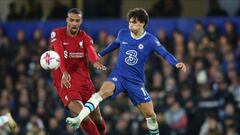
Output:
[72, 28, 78, 31]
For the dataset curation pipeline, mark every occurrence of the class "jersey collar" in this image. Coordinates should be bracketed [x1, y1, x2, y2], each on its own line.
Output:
[130, 31, 146, 40]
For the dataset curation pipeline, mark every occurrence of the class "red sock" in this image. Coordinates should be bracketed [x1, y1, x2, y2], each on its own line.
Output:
[96, 119, 107, 135]
[81, 118, 100, 135]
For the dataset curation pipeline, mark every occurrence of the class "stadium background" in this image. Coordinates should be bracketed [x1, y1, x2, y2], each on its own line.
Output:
[0, 0, 240, 135]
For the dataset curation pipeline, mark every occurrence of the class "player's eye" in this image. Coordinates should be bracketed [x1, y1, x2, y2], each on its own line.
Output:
[69, 18, 74, 22]
[75, 19, 81, 23]
[129, 19, 137, 24]
[69, 18, 80, 23]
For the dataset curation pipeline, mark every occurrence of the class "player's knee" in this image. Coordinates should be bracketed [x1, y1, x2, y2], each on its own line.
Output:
[82, 116, 91, 123]
[98, 81, 115, 99]
[99, 89, 113, 99]
[68, 101, 83, 115]
[103, 91, 114, 99]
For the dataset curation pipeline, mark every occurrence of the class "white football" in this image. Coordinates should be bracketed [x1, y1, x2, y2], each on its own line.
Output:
[40, 50, 60, 70]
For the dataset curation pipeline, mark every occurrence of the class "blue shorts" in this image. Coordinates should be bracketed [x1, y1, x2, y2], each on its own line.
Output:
[107, 73, 151, 106]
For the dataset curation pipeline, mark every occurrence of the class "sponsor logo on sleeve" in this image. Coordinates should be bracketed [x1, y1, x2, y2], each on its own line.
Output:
[51, 32, 56, 39]
[155, 40, 161, 46]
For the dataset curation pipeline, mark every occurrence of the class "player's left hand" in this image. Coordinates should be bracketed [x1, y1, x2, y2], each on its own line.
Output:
[176, 62, 186, 72]
[93, 61, 107, 70]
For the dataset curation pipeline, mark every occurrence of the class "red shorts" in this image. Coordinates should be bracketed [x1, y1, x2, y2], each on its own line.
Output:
[55, 83, 96, 107]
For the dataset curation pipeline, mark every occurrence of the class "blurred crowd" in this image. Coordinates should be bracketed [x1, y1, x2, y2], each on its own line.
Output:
[0, 18, 240, 135]
[3, 0, 240, 21]
[5, 0, 121, 21]
[149, 0, 240, 17]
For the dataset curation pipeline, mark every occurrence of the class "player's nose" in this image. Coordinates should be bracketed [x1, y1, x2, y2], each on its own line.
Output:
[72, 22, 77, 26]
[72, 21, 78, 25]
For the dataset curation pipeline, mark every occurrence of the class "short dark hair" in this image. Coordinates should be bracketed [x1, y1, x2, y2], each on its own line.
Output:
[67, 8, 82, 15]
[127, 8, 149, 28]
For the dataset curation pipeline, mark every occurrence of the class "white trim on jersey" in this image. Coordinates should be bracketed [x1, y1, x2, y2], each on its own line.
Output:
[130, 31, 146, 40]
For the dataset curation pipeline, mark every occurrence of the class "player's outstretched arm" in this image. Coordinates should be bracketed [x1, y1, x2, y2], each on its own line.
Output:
[84, 35, 107, 71]
[98, 41, 120, 57]
[86, 45, 107, 71]
[154, 40, 187, 71]
[176, 62, 187, 72]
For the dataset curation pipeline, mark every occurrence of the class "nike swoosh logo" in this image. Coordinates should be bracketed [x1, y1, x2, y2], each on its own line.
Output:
[144, 96, 149, 100]
[63, 42, 69, 45]
[122, 42, 128, 44]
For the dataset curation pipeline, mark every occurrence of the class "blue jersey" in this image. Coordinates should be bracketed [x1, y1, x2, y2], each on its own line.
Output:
[99, 28, 178, 84]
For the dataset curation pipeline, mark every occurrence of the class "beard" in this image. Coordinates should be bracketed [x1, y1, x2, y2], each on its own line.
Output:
[69, 27, 79, 35]
[70, 30, 77, 35]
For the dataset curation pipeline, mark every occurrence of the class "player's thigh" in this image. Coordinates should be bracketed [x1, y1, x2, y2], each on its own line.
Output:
[89, 106, 102, 123]
[137, 101, 156, 118]
[125, 83, 151, 105]
[80, 83, 96, 103]
[68, 100, 84, 116]
[99, 81, 116, 99]
[56, 85, 83, 114]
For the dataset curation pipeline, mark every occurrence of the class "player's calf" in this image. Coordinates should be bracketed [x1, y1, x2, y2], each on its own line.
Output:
[90, 108, 107, 135]
[94, 119, 107, 135]
[81, 117, 100, 135]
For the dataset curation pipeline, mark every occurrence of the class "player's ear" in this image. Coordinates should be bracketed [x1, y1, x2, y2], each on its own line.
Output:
[80, 18, 83, 24]
[66, 17, 68, 23]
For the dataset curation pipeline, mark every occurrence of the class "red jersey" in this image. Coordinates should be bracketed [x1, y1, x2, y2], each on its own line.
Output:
[50, 27, 99, 88]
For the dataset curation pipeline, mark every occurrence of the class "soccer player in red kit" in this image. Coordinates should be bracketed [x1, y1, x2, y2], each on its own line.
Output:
[50, 8, 107, 135]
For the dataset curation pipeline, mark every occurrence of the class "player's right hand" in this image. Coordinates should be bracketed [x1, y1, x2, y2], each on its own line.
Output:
[176, 62, 187, 72]
[61, 71, 71, 88]
[93, 61, 107, 71]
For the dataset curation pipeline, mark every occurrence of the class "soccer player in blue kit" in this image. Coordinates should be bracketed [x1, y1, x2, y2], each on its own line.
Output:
[66, 8, 186, 135]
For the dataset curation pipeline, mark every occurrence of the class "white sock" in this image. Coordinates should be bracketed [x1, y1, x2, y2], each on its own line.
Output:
[146, 116, 159, 135]
[77, 93, 103, 121]
[0, 115, 9, 126]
